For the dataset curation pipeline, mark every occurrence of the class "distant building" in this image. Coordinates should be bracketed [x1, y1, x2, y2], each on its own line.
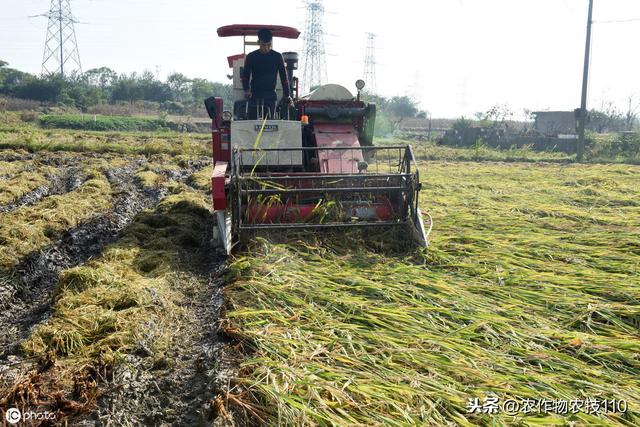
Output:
[533, 111, 577, 137]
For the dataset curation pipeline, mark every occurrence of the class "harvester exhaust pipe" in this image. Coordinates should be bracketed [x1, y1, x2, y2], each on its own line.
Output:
[282, 52, 298, 97]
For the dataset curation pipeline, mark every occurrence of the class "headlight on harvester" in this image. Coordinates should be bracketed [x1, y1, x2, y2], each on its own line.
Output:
[222, 110, 233, 121]
[355, 79, 366, 90]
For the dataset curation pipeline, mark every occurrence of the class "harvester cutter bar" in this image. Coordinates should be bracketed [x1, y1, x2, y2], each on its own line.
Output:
[237, 145, 410, 151]
[239, 221, 405, 230]
[243, 186, 405, 194]
[240, 173, 412, 181]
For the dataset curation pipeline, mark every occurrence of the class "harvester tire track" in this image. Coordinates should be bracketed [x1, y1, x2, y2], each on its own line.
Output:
[0, 160, 167, 361]
[85, 265, 227, 426]
[0, 152, 35, 162]
[0, 166, 86, 214]
[1, 157, 220, 426]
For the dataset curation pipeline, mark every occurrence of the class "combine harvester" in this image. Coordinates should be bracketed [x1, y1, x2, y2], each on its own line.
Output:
[206, 24, 428, 254]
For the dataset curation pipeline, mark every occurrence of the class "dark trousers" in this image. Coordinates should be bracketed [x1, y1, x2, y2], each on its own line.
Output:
[247, 91, 277, 120]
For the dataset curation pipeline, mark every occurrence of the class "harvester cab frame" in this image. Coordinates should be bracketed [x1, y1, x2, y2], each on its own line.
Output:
[206, 24, 428, 254]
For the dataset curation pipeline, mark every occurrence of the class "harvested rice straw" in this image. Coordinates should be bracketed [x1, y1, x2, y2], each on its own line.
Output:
[224, 161, 640, 426]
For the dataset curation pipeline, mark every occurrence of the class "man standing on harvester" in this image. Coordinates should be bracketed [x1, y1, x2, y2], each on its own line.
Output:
[241, 28, 293, 119]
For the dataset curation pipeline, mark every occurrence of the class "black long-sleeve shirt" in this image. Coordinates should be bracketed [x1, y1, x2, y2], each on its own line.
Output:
[241, 49, 290, 97]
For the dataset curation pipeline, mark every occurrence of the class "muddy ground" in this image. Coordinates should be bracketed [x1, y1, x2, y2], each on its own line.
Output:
[78, 265, 229, 427]
[0, 151, 234, 426]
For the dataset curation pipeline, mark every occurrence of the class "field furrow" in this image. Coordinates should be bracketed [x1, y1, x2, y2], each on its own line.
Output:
[1, 182, 222, 425]
[0, 166, 84, 213]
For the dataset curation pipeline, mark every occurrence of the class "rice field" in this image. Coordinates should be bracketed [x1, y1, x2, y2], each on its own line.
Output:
[1, 120, 639, 425]
[222, 162, 640, 426]
[0, 126, 220, 424]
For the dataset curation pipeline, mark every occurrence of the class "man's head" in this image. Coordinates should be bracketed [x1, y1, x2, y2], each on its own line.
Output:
[257, 28, 273, 53]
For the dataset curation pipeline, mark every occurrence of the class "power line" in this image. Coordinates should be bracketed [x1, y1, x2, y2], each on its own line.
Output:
[300, 0, 327, 93]
[31, 0, 83, 76]
[594, 18, 640, 23]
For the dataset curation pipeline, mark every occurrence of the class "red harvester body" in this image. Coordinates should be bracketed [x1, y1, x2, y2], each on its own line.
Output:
[206, 24, 428, 253]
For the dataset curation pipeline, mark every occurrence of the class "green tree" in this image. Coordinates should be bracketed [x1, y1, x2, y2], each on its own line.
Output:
[111, 73, 139, 103]
[361, 91, 388, 110]
[14, 75, 65, 102]
[623, 95, 639, 131]
[191, 78, 215, 103]
[84, 67, 117, 92]
[62, 74, 104, 110]
[0, 65, 29, 94]
[386, 96, 418, 126]
[167, 72, 192, 103]
[452, 116, 473, 132]
[476, 104, 513, 127]
[210, 82, 234, 110]
[587, 102, 627, 133]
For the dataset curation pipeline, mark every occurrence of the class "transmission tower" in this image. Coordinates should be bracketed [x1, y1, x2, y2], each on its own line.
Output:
[34, 0, 82, 76]
[363, 32, 377, 93]
[301, 0, 327, 93]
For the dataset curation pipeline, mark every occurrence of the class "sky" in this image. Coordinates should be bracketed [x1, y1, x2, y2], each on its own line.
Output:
[1, 0, 639, 118]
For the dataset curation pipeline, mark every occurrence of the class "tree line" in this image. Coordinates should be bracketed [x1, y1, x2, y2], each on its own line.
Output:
[0, 60, 233, 115]
[0, 60, 425, 135]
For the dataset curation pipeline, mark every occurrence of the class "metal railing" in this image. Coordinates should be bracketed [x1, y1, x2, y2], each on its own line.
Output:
[229, 145, 422, 233]
[235, 145, 414, 175]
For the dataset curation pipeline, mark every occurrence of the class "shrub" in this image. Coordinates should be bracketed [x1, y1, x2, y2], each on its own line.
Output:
[86, 101, 161, 117]
[39, 114, 168, 132]
[452, 116, 473, 132]
[0, 96, 42, 112]
[19, 111, 40, 123]
[612, 132, 640, 155]
[586, 131, 640, 163]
